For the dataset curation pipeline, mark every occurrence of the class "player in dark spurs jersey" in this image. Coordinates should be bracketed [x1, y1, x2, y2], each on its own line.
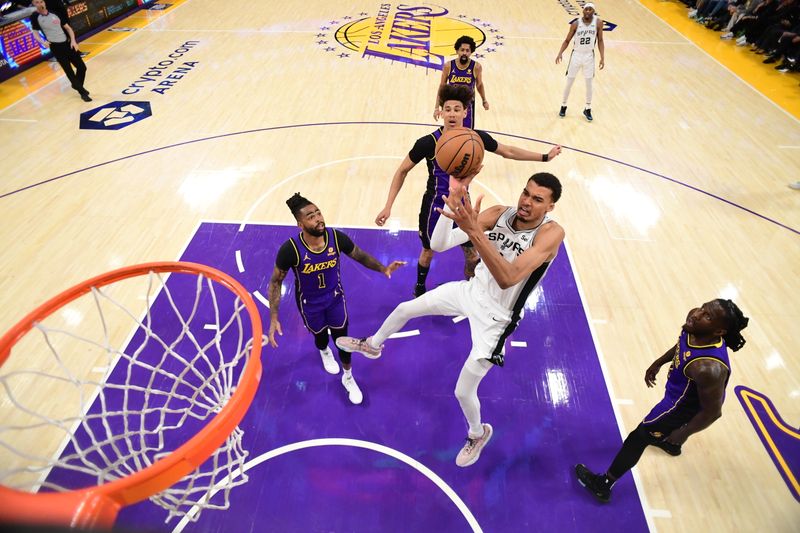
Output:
[433, 35, 488, 129]
[340, 171, 565, 467]
[376, 84, 562, 298]
[268, 193, 406, 405]
[575, 300, 749, 502]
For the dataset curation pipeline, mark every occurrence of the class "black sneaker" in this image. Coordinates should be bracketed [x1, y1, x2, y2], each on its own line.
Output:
[653, 440, 682, 456]
[763, 55, 779, 64]
[80, 93, 92, 102]
[559, 105, 567, 117]
[414, 283, 426, 297]
[583, 108, 593, 121]
[575, 464, 611, 503]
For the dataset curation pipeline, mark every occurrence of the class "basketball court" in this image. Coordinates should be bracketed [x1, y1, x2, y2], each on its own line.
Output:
[0, 1, 798, 532]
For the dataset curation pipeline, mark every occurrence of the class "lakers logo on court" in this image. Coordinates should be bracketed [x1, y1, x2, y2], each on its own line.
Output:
[315, 5, 504, 70]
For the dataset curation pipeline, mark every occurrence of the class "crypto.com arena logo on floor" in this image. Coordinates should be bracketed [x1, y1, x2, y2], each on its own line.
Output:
[79, 101, 152, 130]
[314, 4, 503, 71]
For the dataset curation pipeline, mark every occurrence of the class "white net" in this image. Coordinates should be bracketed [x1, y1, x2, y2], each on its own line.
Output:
[0, 269, 258, 522]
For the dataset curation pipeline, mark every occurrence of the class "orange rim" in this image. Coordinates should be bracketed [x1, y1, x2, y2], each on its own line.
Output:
[0, 262, 263, 529]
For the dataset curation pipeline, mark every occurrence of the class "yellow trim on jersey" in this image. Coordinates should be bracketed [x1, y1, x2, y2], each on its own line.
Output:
[332, 228, 341, 254]
[682, 356, 730, 379]
[299, 230, 329, 255]
[687, 335, 723, 349]
[287, 239, 300, 268]
[427, 128, 443, 161]
[642, 380, 691, 424]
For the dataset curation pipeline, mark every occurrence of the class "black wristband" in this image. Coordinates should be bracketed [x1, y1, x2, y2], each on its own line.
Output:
[542, 153, 549, 162]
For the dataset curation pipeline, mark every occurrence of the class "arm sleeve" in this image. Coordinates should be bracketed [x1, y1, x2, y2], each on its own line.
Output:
[430, 206, 470, 252]
[334, 229, 355, 255]
[30, 13, 40, 31]
[57, 12, 69, 27]
[275, 240, 299, 271]
[477, 130, 499, 153]
[408, 135, 435, 164]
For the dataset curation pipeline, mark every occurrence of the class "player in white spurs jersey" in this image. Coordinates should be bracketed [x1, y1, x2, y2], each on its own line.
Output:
[337, 169, 565, 467]
[555, 2, 605, 121]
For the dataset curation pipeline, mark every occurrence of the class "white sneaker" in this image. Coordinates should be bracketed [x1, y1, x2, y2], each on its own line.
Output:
[736, 36, 747, 46]
[455, 423, 493, 467]
[789, 181, 800, 190]
[342, 372, 363, 404]
[320, 347, 340, 374]
[720, 32, 734, 40]
[335, 336, 383, 359]
[688, 9, 697, 18]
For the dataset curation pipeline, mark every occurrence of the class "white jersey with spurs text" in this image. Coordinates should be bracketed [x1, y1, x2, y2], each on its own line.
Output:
[473, 207, 556, 313]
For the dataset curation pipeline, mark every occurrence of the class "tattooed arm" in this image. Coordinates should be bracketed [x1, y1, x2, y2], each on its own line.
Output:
[347, 245, 406, 278]
[267, 266, 288, 347]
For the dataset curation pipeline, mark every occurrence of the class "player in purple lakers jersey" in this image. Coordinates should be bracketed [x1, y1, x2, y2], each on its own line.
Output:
[376, 84, 562, 297]
[268, 193, 405, 404]
[434, 35, 488, 129]
[575, 299, 749, 502]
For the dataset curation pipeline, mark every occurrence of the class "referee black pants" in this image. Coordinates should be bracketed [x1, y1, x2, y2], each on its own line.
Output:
[49, 40, 87, 93]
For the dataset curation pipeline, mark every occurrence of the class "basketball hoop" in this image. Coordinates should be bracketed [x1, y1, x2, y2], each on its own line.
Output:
[0, 262, 263, 529]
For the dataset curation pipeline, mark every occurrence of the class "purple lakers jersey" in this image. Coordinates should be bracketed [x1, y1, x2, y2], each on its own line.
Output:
[643, 330, 731, 427]
[447, 59, 477, 94]
[427, 128, 451, 209]
[288, 228, 344, 310]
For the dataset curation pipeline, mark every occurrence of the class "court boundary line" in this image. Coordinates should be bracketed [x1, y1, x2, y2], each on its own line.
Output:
[636, 0, 800, 123]
[564, 240, 657, 532]
[1, 120, 796, 236]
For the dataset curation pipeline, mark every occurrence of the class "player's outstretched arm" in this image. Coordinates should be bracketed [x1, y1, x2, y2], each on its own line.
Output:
[267, 267, 287, 348]
[347, 245, 406, 278]
[644, 344, 678, 387]
[376, 155, 417, 227]
[494, 143, 562, 163]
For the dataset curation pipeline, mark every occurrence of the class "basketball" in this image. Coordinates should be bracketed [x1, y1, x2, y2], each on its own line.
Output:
[435, 128, 485, 179]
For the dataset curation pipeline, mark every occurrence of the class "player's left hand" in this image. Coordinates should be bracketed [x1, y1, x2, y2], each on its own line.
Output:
[548, 145, 563, 161]
[599, 58, 605, 70]
[439, 184, 483, 234]
[383, 260, 407, 278]
[268, 320, 282, 348]
[483, 100, 490, 111]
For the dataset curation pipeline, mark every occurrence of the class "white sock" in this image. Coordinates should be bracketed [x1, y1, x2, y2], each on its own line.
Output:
[343, 368, 352, 378]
